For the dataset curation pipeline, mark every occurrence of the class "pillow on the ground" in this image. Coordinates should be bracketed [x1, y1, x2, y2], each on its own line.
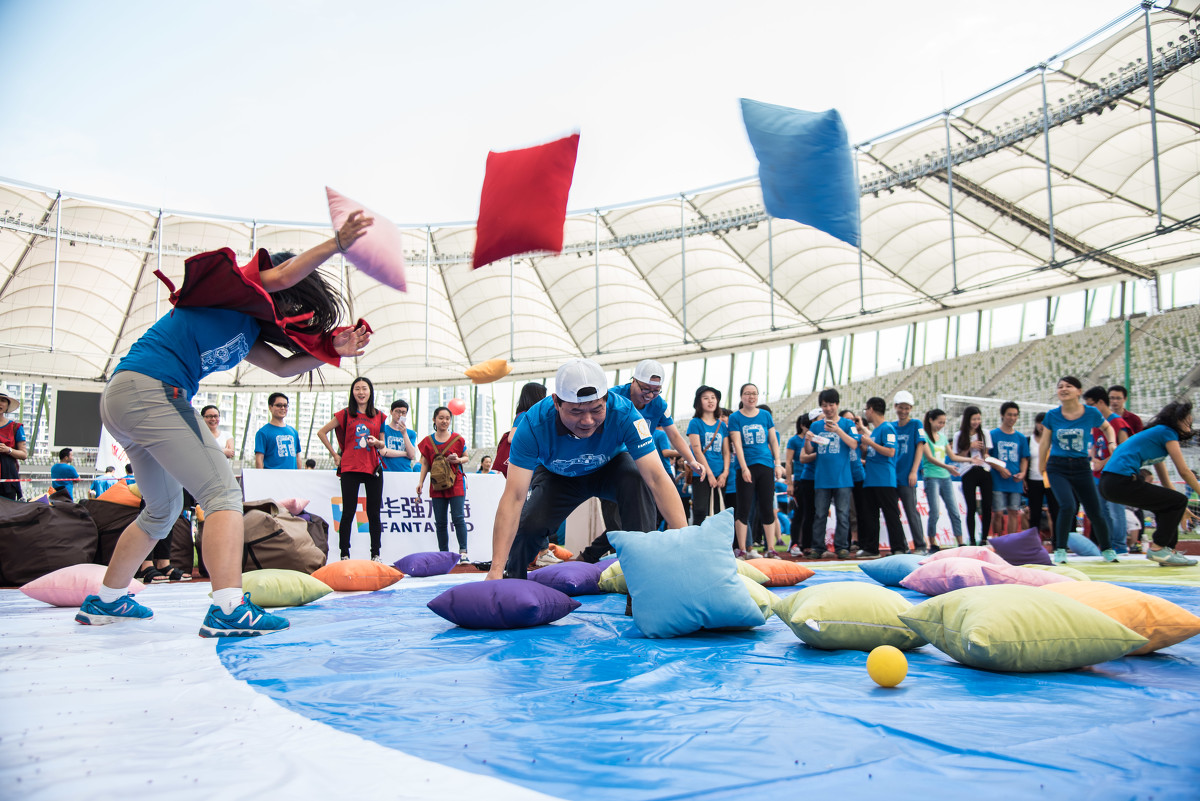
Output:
[858, 554, 924, 587]
[21, 564, 144, 607]
[528, 560, 608, 596]
[598, 561, 626, 593]
[549, 543, 573, 561]
[737, 560, 771, 584]
[1068, 531, 1102, 557]
[920, 546, 1010, 567]
[242, 569, 332, 608]
[98, 482, 141, 507]
[278, 498, 309, 516]
[988, 528, 1052, 566]
[464, 358, 513, 384]
[312, 559, 403, 592]
[427, 579, 580, 629]
[608, 513, 763, 638]
[743, 558, 813, 587]
[900, 556, 1012, 596]
[1041, 581, 1200, 654]
[326, 186, 406, 291]
[1023, 564, 1091, 581]
[740, 575, 777, 621]
[900, 584, 1147, 671]
[775, 582, 925, 651]
[1002, 565, 1073, 587]
[472, 133, 580, 269]
[394, 551, 461, 577]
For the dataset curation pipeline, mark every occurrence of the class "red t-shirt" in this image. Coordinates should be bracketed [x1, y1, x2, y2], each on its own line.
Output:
[1121, 409, 1144, 435]
[334, 408, 384, 475]
[419, 433, 465, 497]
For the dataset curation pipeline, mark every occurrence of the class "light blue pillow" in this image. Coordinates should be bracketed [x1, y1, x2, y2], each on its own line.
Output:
[1068, 531, 1102, 557]
[607, 511, 763, 638]
[858, 554, 924, 587]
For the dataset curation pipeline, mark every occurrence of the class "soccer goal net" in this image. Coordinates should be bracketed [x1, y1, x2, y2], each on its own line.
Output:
[937, 394, 1055, 439]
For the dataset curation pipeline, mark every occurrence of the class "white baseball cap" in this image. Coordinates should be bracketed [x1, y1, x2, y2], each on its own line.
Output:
[808, 407, 824, 420]
[555, 359, 608, 403]
[631, 359, 666, 386]
[893, 390, 915, 406]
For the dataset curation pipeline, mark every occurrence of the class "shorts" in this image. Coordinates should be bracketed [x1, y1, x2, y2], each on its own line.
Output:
[992, 490, 1023, 512]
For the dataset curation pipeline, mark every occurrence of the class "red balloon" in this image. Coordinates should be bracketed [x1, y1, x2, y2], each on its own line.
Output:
[447, 398, 466, 415]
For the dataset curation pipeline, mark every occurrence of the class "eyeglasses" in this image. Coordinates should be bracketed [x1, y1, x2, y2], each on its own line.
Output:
[633, 380, 662, 398]
[271, 403, 289, 409]
[203, 414, 220, 419]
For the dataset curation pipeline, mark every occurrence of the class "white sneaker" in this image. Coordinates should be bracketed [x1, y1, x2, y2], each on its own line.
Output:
[458, 550, 469, 563]
[534, 550, 562, 566]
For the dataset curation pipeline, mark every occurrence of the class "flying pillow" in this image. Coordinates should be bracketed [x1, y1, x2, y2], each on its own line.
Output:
[394, 551, 462, 578]
[427, 579, 580, 629]
[464, 358, 513, 384]
[311, 559, 403, 592]
[326, 186, 407, 292]
[21, 564, 145, 607]
[472, 133, 580, 269]
[1041, 581, 1200, 655]
[775, 582, 925, 651]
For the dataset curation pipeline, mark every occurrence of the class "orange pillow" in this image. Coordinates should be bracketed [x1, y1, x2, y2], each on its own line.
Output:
[743, 558, 814, 587]
[97, 482, 141, 507]
[549, 543, 573, 561]
[464, 358, 513, 384]
[1041, 581, 1200, 655]
[311, 560, 403, 592]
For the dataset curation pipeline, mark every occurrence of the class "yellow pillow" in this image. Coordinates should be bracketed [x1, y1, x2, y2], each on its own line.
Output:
[1041, 581, 1200, 655]
[740, 574, 777, 620]
[464, 358, 513, 384]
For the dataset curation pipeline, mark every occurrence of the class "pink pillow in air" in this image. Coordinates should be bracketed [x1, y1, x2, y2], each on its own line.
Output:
[326, 187, 407, 292]
[279, 498, 310, 516]
[21, 564, 146, 607]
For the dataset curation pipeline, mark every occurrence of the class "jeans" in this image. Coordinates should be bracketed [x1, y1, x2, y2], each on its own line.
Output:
[1099, 471, 1188, 549]
[431, 494, 468, 553]
[896, 484, 928, 549]
[924, 476, 963, 544]
[1095, 478, 1128, 553]
[813, 486, 851, 552]
[1046, 456, 1111, 551]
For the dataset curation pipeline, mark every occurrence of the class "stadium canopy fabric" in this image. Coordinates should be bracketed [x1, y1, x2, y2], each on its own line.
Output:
[0, 2, 1197, 390]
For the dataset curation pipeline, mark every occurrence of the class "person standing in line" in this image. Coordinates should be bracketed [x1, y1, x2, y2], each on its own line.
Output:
[953, 405, 994, 546]
[416, 406, 470, 561]
[891, 391, 929, 553]
[318, 377, 387, 562]
[1100, 400, 1199, 566]
[801, 389, 859, 559]
[0, 389, 28, 501]
[988, 402, 1030, 535]
[841, 409, 868, 552]
[721, 407, 740, 521]
[784, 413, 816, 556]
[1108, 385, 1144, 434]
[477, 456, 497, 474]
[686, 385, 729, 528]
[254, 393, 302, 470]
[859, 397, 906, 556]
[728, 384, 785, 557]
[90, 465, 118, 497]
[1084, 386, 1132, 553]
[1026, 412, 1057, 537]
[1038, 376, 1120, 564]
[50, 448, 81, 500]
[380, 399, 418, 474]
[200, 405, 235, 459]
[915, 408, 975, 550]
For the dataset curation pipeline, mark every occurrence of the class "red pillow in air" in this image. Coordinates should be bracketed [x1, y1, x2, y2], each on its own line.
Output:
[472, 133, 580, 270]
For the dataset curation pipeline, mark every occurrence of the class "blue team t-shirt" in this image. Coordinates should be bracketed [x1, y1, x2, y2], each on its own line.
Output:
[809, 416, 860, 489]
[509, 393, 656, 477]
[687, 417, 727, 478]
[848, 428, 866, 483]
[989, 428, 1031, 493]
[862, 421, 898, 488]
[381, 423, 417, 472]
[1044, 405, 1104, 459]
[1103, 425, 1179, 477]
[115, 308, 261, 400]
[50, 462, 80, 493]
[728, 409, 776, 469]
[609, 384, 674, 431]
[255, 423, 300, 469]
[892, 419, 924, 484]
[653, 429, 674, 475]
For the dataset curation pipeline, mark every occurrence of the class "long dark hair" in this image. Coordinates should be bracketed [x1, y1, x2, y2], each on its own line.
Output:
[955, 405, 982, 455]
[347, 376, 377, 418]
[515, 382, 548, 416]
[1147, 400, 1195, 442]
[738, 383, 757, 410]
[924, 408, 946, 442]
[259, 252, 347, 353]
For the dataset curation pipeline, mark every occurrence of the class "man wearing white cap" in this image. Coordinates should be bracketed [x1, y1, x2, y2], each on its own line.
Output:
[0, 388, 28, 501]
[892, 390, 929, 553]
[486, 358, 687, 580]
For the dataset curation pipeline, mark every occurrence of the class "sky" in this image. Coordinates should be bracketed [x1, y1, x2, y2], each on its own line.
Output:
[0, 0, 1137, 224]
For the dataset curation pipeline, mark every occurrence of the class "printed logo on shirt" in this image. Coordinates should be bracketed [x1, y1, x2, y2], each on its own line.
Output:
[354, 423, 369, 450]
[200, 333, 251, 374]
[997, 440, 1020, 464]
[549, 453, 609, 473]
[276, 434, 296, 458]
[633, 419, 652, 441]
[1055, 428, 1086, 453]
[741, 424, 766, 446]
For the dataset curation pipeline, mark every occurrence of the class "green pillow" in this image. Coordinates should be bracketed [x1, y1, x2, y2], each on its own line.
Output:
[242, 569, 333, 608]
[598, 561, 626, 593]
[775, 582, 925, 651]
[899, 585, 1147, 672]
[740, 574, 776, 621]
[737, 560, 770, 585]
[1022, 564, 1091, 581]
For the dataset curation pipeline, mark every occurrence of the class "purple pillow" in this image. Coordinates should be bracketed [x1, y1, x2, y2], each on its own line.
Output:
[427, 579, 580, 629]
[900, 557, 1013, 596]
[528, 560, 608, 596]
[988, 528, 1052, 566]
[394, 551, 462, 577]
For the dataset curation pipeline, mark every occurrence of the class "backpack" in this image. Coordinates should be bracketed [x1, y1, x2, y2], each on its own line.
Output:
[239, 499, 326, 574]
[430, 435, 461, 491]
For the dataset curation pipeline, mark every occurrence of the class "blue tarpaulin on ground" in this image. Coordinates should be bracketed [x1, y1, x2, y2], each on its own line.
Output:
[219, 571, 1200, 801]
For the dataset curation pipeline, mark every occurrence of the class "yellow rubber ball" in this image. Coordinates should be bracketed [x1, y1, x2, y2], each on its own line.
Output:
[867, 645, 908, 688]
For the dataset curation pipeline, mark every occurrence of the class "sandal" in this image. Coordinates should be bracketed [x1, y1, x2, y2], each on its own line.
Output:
[134, 565, 167, 583]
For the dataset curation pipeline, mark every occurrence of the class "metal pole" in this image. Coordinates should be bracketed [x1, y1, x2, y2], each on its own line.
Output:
[425, 227, 431, 366]
[944, 114, 959, 292]
[1124, 318, 1132, 392]
[155, 209, 163, 318]
[595, 211, 601, 354]
[680, 194, 687, 345]
[250, 220, 257, 253]
[768, 215, 775, 330]
[1039, 67, 1058, 264]
[509, 256, 515, 361]
[853, 147, 866, 313]
[51, 192, 62, 351]
[1143, 2, 1164, 228]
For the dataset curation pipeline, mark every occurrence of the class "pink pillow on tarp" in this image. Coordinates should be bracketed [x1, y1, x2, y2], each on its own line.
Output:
[326, 187, 406, 292]
[920, 545, 1011, 568]
[21, 564, 146, 607]
[278, 498, 309, 516]
[900, 557, 1013, 596]
[1003, 565, 1073, 587]
[472, 133, 580, 269]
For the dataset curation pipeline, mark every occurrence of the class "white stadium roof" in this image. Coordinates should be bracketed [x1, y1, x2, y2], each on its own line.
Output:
[1, 1, 1197, 390]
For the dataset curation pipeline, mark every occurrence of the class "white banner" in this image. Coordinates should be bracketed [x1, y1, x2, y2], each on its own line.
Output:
[95, 426, 130, 473]
[242, 469, 503, 565]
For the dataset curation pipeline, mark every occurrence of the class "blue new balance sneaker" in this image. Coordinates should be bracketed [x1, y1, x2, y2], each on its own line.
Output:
[75, 594, 154, 625]
[198, 593, 289, 638]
